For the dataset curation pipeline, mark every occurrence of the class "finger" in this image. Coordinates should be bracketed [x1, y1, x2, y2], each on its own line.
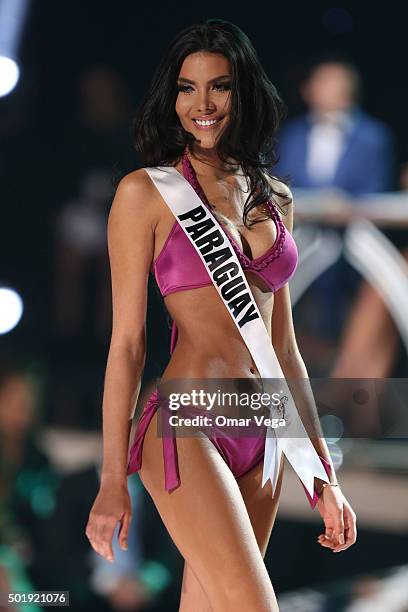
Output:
[85, 518, 95, 544]
[318, 533, 338, 549]
[345, 507, 357, 539]
[91, 517, 109, 559]
[101, 517, 118, 561]
[332, 507, 345, 546]
[118, 512, 131, 551]
[333, 510, 357, 552]
[324, 526, 334, 541]
[317, 533, 331, 542]
[95, 516, 116, 561]
[318, 538, 335, 549]
[331, 529, 349, 551]
[344, 515, 357, 547]
[318, 534, 333, 546]
[85, 517, 100, 553]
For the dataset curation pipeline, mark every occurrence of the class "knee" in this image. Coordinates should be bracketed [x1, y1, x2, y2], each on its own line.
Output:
[210, 567, 278, 612]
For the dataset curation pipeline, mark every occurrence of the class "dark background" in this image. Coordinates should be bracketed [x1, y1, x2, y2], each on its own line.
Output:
[1, 2, 407, 610]
[1, 1, 406, 367]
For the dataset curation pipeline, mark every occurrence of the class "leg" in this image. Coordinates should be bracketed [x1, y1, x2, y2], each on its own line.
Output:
[238, 453, 285, 558]
[179, 561, 213, 611]
[138, 410, 280, 612]
[178, 454, 285, 610]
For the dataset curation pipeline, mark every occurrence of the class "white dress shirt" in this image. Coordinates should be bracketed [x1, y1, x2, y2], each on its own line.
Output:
[306, 110, 353, 184]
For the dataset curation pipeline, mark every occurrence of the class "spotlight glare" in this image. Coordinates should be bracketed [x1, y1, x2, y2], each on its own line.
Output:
[320, 414, 344, 444]
[0, 55, 20, 97]
[327, 442, 344, 470]
[0, 287, 24, 333]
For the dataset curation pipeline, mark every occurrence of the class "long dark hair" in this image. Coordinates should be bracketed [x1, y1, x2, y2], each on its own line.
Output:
[132, 19, 291, 225]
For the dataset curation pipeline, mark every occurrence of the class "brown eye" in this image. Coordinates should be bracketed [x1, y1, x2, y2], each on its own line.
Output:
[213, 82, 231, 91]
[177, 84, 193, 93]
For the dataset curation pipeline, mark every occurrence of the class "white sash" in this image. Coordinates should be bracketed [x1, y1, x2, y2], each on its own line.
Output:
[145, 165, 330, 500]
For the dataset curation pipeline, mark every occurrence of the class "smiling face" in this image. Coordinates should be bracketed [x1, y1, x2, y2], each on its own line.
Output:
[175, 52, 232, 150]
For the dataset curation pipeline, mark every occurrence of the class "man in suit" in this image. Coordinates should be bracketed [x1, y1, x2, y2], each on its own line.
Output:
[274, 60, 394, 195]
[273, 59, 395, 348]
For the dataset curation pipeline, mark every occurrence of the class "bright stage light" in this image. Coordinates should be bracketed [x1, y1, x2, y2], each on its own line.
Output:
[0, 55, 19, 97]
[327, 442, 344, 470]
[320, 414, 344, 444]
[0, 0, 30, 97]
[0, 286, 24, 333]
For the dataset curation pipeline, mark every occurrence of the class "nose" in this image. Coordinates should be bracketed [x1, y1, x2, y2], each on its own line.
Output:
[196, 87, 215, 114]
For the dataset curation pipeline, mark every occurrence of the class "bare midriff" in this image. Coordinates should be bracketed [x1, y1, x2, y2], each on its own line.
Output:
[151, 156, 281, 385]
[161, 278, 275, 382]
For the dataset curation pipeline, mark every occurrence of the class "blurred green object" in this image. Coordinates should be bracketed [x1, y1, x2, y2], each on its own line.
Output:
[138, 559, 172, 596]
[0, 545, 43, 612]
[15, 467, 59, 518]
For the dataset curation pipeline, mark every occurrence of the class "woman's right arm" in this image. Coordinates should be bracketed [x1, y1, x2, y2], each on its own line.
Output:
[86, 170, 157, 562]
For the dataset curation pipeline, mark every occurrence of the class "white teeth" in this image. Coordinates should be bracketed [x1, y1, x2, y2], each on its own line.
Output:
[194, 118, 219, 126]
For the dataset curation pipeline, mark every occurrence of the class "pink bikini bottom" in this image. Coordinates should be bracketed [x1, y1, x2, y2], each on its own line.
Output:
[126, 387, 332, 509]
[126, 387, 265, 488]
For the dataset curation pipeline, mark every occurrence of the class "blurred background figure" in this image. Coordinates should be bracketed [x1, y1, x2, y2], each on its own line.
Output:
[273, 57, 396, 368]
[330, 161, 408, 380]
[0, 358, 58, 609]
[51, 65, 136, 355]
[53, 169, 112, 346]
[61, 65, 136, 196]
[275, 58, 394, 194]
[0, 355, 174, 611]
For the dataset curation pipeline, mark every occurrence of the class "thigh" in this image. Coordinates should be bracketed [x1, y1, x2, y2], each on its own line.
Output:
[237, 454, 285, 558]
[178, 452, 285, 610]
[138, 409, 278, 611]
[179, 560, 213, 611]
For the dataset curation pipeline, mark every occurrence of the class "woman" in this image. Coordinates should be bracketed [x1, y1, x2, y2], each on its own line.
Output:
[86, 19, 357, 611]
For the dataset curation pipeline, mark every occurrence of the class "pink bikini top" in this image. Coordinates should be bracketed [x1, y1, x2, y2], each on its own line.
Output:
[150, 151, 299, 353]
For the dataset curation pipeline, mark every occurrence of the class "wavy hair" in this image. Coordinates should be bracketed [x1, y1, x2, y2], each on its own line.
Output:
[132, 18, 291, 224]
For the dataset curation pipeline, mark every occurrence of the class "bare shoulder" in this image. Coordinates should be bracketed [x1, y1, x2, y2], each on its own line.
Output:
[107, 168, 159, 287]
[116, 168, 155, 195]
[263, 173, 294, 232]
[109, 168, 161, 232]
[107, 169, 159, 350]
[107, 169, 158, 252]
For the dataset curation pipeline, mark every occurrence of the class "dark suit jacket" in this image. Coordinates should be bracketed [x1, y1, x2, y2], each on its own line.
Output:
[273, 109, 395, 195]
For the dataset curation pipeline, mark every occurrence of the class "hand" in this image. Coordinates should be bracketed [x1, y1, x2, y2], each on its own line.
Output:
[316, 485, 357, 553]
[85, 479, 132, 562]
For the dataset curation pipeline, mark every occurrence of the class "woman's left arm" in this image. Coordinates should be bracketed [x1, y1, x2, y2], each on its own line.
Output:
[269, 180, 335, 478]
[269, 179, 357, 552]
[272, 282, 338, 488]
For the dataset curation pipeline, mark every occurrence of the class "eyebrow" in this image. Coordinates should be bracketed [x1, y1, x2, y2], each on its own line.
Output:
[177, 74, 231, 84]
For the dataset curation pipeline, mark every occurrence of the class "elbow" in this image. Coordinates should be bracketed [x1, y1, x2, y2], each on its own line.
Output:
[275, 347, 303, 369]
[109, 331, 147, 364]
